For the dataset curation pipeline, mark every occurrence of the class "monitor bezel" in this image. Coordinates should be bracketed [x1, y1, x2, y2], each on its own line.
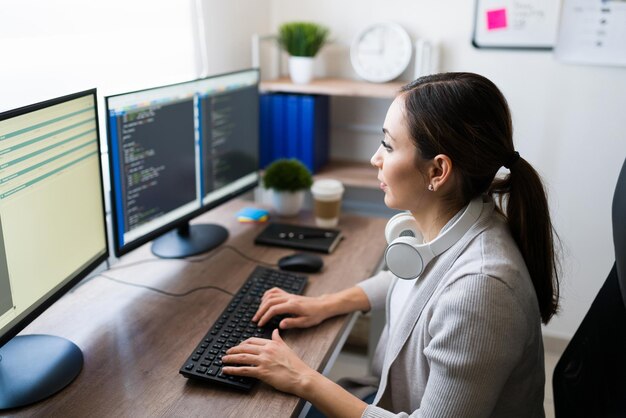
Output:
[0, 89, 110, 349]
[104, 68, 260, 258]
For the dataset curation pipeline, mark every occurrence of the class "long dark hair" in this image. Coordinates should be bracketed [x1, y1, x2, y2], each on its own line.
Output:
[400, 72, 559, 324]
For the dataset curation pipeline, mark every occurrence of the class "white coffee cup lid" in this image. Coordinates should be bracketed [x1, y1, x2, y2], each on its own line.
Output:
[311, 179, 344, 199]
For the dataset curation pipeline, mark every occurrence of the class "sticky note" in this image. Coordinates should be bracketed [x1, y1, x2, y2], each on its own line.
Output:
[486, 8, 507, 31]
[236, 207, 269, 223]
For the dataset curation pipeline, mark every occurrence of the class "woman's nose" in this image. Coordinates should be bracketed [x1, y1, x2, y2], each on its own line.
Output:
[371, 146, 383, 168]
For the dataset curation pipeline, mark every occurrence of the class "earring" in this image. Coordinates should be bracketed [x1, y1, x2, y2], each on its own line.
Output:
[428, 184, 434, 191]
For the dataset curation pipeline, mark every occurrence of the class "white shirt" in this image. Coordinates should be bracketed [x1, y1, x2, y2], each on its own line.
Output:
[388, 205, 467, 336]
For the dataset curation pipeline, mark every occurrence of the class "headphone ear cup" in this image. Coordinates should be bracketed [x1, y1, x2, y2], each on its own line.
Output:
[385, 237, 427, 279]
[385, 212, 428, 280]
[385, 212, 420, 244]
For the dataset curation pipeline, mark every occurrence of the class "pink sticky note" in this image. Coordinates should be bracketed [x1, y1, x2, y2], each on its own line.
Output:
[486, 8, 507, 30]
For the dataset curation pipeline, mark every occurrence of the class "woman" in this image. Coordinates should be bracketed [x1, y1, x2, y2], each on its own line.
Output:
[222, 72, 559, 418]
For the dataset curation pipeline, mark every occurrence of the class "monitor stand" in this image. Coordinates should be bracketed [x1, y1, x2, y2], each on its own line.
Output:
[0, 335, 83, 410]
[151, 222, 229, 259]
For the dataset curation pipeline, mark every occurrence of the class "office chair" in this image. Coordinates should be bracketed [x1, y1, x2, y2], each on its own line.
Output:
[552, 157, 626, 417]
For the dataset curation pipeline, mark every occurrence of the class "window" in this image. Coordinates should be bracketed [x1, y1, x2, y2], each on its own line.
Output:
[0, 0, 201, 112]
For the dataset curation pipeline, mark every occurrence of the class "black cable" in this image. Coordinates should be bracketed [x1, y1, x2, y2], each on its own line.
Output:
[220, 245, 278, 268]
[98, 273, 235, 297]
[105, 246, 223, 271]
[106, 244, 278, 272]
[96, 244, 278, 298]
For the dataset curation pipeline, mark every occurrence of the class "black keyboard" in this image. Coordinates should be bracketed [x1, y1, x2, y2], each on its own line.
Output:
[179, 266, 308, 390]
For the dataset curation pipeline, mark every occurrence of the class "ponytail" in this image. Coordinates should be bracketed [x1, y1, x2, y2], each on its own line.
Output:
[400, 72, 560, 324]
[490, 159, 560, 324]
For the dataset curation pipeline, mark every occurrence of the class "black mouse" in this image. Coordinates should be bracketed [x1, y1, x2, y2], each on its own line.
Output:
[277, 252, 324, 273]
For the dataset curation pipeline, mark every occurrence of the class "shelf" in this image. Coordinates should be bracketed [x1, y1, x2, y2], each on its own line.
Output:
[260, 78, 403, 99]
[314, 160, 380, 189]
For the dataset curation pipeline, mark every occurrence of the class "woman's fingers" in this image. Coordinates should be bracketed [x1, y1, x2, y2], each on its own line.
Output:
[221, 365, 258, 377]
[257, 302, 294, 327]
[279, 316, 312, 329]
[222, 353, 259, 366]
[272, 328, 283, 341]
[223, 329, 314, 395]
[261, 287, 286, 300]
[253, 288, 289, 321]
[253, 294, 289, 322]
[226, 338, 267, 355]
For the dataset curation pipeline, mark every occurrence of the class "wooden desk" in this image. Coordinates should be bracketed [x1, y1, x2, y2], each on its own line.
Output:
[8, 199, 387, 418]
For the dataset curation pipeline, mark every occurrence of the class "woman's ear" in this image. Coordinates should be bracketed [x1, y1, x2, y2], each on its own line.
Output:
[429, 154, 453, 192]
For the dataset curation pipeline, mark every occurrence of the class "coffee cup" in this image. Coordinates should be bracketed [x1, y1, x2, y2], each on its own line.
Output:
[310, 179, 345, 228]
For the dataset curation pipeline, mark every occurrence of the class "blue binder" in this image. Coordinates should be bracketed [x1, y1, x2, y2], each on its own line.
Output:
[271, 94, 286, 160]
[285, 95, 300, 159]
[259, 93, 329, 171]
[259, 94, 273, 168]
[314, 95, 329, 170]
[300, 95, 329, 172]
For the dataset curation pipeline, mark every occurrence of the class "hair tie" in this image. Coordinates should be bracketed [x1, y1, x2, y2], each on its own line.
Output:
[503, 151, 520, 169]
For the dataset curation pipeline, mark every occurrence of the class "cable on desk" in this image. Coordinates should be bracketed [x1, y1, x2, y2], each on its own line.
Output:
[106, 245, 278, 272]
[220, 245, 278, 268]
[98, 273, 235, 297]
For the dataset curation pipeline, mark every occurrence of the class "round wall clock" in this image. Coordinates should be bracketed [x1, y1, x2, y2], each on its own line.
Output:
[350, 22, 413, 83]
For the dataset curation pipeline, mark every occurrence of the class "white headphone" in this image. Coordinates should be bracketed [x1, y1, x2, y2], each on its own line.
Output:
[384, 197, 484, 280]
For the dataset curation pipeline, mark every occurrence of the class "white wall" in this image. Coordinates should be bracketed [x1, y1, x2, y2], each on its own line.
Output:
[197, 0, 272, 76]
[268, 0, 626, 339]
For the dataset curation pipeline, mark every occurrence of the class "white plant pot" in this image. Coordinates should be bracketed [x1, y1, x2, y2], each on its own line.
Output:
[271, 190, 304, 216]
[288, 56, 315, 85]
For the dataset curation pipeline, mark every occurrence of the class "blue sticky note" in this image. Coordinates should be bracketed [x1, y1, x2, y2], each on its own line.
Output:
[236, 207, 269, 221]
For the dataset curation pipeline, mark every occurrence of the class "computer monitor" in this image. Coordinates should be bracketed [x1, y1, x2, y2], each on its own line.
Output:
[0, 90, 109, 409]
[105, 69, 260, 258]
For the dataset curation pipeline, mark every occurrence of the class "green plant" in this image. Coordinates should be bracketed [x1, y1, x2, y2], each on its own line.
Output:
[263, 159, 313, 192]
[278, 22, 329, 57]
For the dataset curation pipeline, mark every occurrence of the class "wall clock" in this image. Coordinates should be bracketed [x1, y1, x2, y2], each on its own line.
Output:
[350, 22, 413, 83]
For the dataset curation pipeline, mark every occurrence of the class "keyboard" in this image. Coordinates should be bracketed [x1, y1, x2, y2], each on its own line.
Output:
[179, 266, 308, 390]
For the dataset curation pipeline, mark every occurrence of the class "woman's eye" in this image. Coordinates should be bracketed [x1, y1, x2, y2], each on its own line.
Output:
[381, 139, 392, 151]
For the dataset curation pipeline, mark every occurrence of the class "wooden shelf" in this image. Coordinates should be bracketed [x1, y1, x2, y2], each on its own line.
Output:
[259, 79, 389, 190]
[260, 77, 403, 99]
[314, 160, 380, 189]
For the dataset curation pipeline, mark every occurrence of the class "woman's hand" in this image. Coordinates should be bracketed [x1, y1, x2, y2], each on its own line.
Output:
[253, 287, 332, 329]
[222, 329, 315, 396]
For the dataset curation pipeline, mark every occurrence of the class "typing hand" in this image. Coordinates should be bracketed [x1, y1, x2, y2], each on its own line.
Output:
[253, 287, 329, 329]
[222, 329, 315, 396]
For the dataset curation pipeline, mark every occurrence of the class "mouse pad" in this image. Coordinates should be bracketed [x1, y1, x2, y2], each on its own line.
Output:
[254, 222, 343, 253]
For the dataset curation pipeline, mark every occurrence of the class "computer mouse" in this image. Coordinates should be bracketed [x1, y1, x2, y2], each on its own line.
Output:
[277, 252, 324, 273]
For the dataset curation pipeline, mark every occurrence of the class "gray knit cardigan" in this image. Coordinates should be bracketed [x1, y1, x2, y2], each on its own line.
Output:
[357, 197, 545, 418]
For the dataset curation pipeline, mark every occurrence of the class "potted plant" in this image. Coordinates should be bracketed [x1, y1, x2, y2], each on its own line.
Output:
[263, 158, 313, 216]
[278, 21, 329, 85]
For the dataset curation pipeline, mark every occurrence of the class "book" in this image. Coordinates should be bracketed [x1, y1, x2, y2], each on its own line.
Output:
[259, 93, 273, 168]
[254, 222, 343, 254]
[259, 93, 329, 171]
[271, 94, 286, 160]
[314, 95, 330, 170]
[300, 95, 329, 172]
[285, 94, 300, 159]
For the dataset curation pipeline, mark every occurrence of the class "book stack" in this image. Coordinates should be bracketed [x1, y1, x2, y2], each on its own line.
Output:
[259, 93, 329, 173]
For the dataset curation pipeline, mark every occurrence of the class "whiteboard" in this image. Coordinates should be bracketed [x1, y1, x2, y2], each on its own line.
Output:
[555, 0, 626, 67]
[472, 0, 561, 49]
